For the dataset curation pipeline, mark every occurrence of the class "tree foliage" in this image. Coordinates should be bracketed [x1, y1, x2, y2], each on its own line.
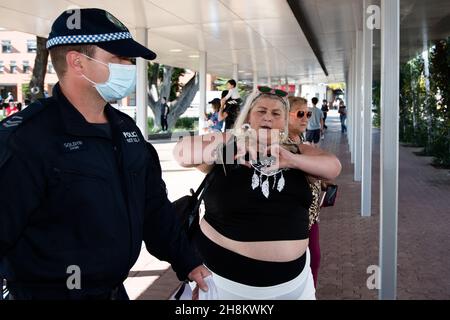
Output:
[399, 37, 450, 167]
[372, 81, 380, 128]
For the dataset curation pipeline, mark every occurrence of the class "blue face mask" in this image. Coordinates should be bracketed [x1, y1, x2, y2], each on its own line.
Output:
[81, 54, 136, 102]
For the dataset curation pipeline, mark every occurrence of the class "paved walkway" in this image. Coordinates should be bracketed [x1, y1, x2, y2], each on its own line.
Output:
[125, 110, 450, 300]
[317, 111, 450, 299]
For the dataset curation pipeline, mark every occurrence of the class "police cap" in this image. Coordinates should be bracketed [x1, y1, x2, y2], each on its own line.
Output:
[46, 8, 156, 60]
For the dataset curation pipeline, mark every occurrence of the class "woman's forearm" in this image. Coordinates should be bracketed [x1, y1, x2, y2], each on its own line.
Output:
[290, 145, 342, 180]
[291, 154, 341, 180]
[173, 132, 231, 168]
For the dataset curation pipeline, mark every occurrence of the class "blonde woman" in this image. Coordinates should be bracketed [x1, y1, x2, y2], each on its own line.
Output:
[174, 87, 341, 299]
[288, 96, 321, 288]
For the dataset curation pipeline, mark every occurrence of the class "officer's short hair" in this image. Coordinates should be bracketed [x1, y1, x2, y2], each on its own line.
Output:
[49, 45, 96, 78]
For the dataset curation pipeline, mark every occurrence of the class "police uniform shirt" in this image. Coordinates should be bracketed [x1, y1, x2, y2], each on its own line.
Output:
[0, 83, 200, 298]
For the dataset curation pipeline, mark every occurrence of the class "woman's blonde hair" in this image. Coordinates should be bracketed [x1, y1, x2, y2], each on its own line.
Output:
[233, 90, 290, 144]
[288, 96, 308, 111]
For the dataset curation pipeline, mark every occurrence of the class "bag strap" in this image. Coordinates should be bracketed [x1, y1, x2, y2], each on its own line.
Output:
[189, 165, 219, 223]
[173, 166, 219, 300]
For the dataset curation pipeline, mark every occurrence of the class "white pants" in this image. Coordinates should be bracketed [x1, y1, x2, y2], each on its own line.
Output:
[199, 249, 316, 300]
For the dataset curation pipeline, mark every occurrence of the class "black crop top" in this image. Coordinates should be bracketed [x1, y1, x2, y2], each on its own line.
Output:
[203, 140, 313, 242]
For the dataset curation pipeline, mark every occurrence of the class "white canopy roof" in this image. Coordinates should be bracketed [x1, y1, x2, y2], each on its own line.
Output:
[0, 0, 448, 84]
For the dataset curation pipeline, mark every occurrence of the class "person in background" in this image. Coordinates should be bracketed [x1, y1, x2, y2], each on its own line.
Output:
[288, 96, 310, 142]
[305, 97, 324, 146]
[338, 100, 347, 133]
[321, 99, 329, 130]
[5, 102, 19, 117]
[219, 80, 241, 130]
[5, 92, 14, 103]
[205, 98, 224, 132]
[160, 96, 170, 132]
[288, 96, 322, 288]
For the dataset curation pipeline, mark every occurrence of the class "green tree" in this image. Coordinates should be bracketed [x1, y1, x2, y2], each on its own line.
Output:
[429, 38, 450, 166]
[399, 37, 450, 167]
[372, 81, 380, 128]
[399, 57, 427, 146]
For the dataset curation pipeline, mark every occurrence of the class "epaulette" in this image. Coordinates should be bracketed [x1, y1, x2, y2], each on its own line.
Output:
[0, 99, 46, 133]
[0, 99, 46, 167]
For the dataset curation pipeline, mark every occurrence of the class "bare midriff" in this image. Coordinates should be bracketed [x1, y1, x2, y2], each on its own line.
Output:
[200, 219, 308, 262]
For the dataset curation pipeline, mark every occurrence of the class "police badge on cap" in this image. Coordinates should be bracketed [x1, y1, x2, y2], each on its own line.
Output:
[47, 8, 157, 60]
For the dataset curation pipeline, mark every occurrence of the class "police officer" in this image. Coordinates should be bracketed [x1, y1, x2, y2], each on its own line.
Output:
[0, 8, 209, 300]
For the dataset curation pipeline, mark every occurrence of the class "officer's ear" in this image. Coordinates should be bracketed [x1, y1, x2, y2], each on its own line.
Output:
[66, 51, 84, 74]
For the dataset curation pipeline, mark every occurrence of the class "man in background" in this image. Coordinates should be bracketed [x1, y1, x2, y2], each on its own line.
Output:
[305, 97, 324, 146]
[160, 96, 170, 131]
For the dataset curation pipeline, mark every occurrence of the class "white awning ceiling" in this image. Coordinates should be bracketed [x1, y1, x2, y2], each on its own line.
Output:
[0, 0, 448, 84]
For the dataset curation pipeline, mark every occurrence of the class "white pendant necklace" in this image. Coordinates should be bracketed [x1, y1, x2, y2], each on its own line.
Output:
[250, 156, 286, 198]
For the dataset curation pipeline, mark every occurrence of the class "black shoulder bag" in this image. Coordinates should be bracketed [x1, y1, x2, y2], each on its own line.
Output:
[171, 165, 218, 240]
[171, 166, 219, 300]
[321, 183, 338, 207]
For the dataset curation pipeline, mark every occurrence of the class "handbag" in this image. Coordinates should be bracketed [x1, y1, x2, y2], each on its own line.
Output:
[171, 166, 218, 240]
[171, 166, 218, 300]
[321, 184, 338, 207]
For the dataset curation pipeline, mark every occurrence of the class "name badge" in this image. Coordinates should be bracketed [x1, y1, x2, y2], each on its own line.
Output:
[61, 140, 86, 153]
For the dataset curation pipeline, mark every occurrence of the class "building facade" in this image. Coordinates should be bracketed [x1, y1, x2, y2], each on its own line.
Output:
[0, 30, 58, 103]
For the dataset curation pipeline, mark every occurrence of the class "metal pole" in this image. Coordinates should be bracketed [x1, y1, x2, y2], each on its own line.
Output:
[354, 30, 363, 181]
[348, 50, 354, 160]
[199, 51, 207, 135]
[351, 48, 357, 163]
[135, 28, 149, 140]
[379, 0, 399, 300]
[233, 64, 239, 83]
[346, 72, 350, 142]
[362, 0, 373, 216]
[253, 73, 258, 91]
[295, 82, 300, 96]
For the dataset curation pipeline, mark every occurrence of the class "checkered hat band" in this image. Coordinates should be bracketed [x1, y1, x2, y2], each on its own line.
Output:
[46, 32, 132, 49]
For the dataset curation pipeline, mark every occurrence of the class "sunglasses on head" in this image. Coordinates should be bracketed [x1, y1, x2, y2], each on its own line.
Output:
[291, 110, 312, 119]
[257, 86, 288, 98]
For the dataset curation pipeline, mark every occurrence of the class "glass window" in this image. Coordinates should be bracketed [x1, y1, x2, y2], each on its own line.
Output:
[2, 40, 12, 53]
[0, 60, 4, 73]
[10, 60, 17, 73]
[27, 39, 37, 53]
[23, 60, 30, 73]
